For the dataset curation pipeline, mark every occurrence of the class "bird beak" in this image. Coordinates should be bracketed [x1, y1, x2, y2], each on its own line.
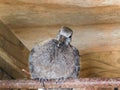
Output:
[60, 36, 66, 42]
[57, 35, 66, 47]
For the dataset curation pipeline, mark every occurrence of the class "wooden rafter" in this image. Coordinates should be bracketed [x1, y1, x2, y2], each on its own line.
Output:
[0, 20, 30, 79]
[0, 1, 120, 28]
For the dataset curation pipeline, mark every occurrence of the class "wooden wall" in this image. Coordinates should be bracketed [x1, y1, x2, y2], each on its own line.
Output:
[11, 24, 120, 78]
[0, 0, 120, 89]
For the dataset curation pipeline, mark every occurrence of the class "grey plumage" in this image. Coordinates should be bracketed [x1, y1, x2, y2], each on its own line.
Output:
[29, 26, 80, 90]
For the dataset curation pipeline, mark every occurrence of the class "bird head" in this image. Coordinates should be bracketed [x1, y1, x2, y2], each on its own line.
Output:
[57, 26, 73, 46]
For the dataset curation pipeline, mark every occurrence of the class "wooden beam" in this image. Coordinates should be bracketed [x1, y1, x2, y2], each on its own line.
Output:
[0, 0, 120, 7]
[0, 68, 12, 80]
[80, 51, 120, 78]
[11, 24, 120, 78]
[0, 20, 30, 79]
[11, 24, 120, 53]
[0, 2, 120, 28]
[0, 78, 120, 89]
[0, 48, 29, 79]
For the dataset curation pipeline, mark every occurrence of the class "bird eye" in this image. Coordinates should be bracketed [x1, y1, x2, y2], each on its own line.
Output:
[69, 35, 72, 38]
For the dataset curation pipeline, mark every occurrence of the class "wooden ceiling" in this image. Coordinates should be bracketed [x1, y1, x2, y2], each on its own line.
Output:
[0, 0, 120, 79]
[0, 1, 120, 28]
[0, 0, 119, 51]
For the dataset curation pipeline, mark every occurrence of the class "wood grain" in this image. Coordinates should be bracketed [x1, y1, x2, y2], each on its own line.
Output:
[0, 68, 11, 80]
[0, 1, 120, 28]
[0, 0, 120, 88]
[0, 47, 29, 78]
[0, 1, 119, 90]
[0, 0, 120, 7]
[11, 22, 120, 79]
[11, 24, 120, 54]
[0, 20, 30, 79]
[80, 51, 120, 78]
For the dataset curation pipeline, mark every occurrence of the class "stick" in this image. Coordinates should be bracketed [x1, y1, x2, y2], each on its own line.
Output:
[0, 78, 120, 89]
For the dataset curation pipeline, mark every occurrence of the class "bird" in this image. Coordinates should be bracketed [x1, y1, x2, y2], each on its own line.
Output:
[29, 26, 80, 90]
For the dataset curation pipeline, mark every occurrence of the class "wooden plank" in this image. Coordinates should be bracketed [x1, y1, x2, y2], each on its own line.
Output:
[0, 20, 30, 78]
[11, 24, 120, 78]
[0, 48, 29, 79]
[0, 0, 120, 81]
[0, 2, 120, 28]
[0, 20, 29, 66]
[0, 0, 120, 7]
[11, 24, 120, 53]
[0, 68, 11, 80]
[80, 51, 120, 78]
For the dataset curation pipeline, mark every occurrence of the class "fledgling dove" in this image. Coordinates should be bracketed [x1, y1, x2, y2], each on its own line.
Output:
[29, 26, 80, 90]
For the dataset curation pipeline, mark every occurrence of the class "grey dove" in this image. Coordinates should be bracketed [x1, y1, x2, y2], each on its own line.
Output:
[29, 26, 80, 90]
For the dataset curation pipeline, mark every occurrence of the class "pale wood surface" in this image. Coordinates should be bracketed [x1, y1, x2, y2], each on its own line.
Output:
[11, 24, 120, 78]
[0, 1, 120, 28]
[11, 24, 120, 54]
[80, 51, 120, 78]
[0, 0, 120, 54]
[11, 26, 120, 79]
